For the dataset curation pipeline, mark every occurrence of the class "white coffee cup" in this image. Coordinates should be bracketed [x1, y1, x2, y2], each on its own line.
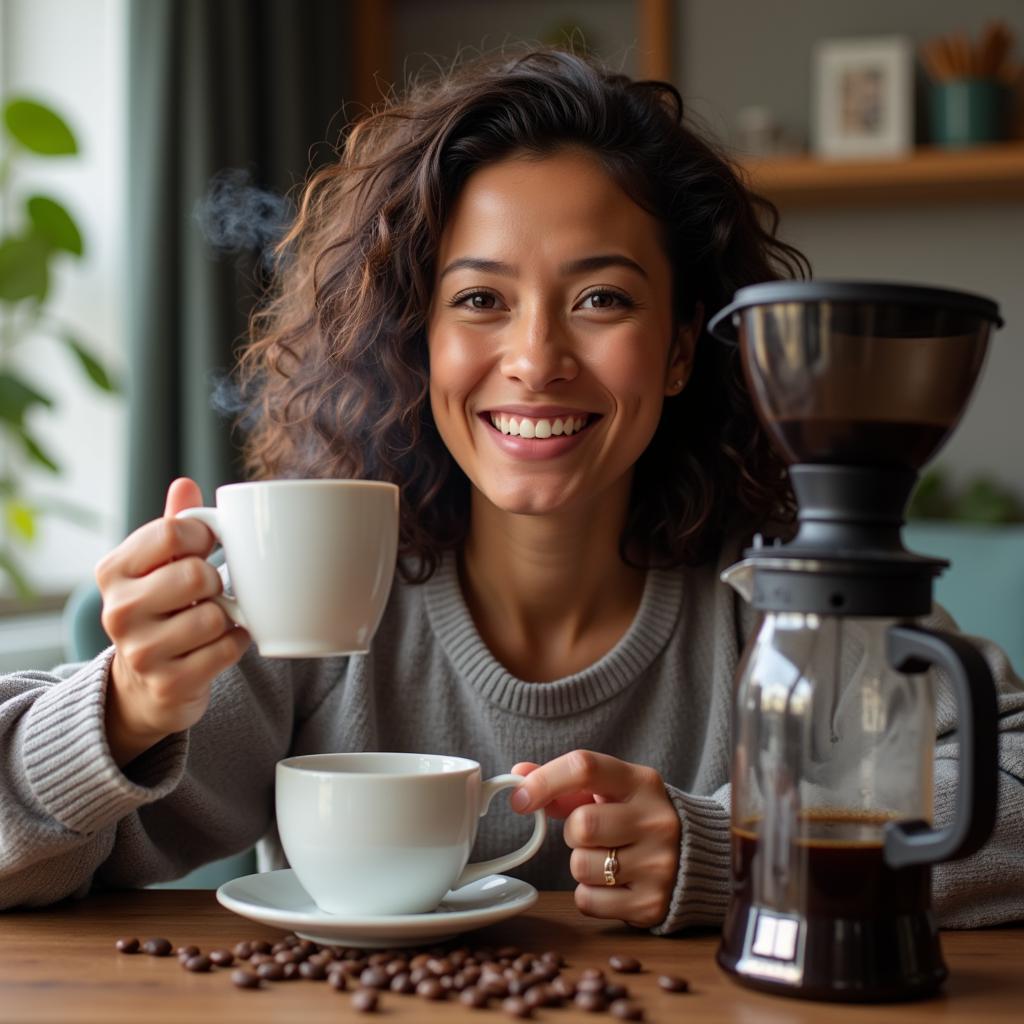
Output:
[177, 480, 398, 658]
[276, 752, 548, 916]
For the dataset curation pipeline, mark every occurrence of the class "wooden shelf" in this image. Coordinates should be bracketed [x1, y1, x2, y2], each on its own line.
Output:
[742, 143, 1024, 207]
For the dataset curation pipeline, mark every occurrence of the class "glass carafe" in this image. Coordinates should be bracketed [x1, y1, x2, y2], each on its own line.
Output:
[716, 596, 998, 1001]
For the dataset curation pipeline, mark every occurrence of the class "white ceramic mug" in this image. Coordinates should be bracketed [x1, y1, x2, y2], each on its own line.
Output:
[276, 752, 548, 916]
[177, 480, 398, 658]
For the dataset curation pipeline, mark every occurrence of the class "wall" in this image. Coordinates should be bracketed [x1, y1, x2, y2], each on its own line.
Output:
[0, 0, 128, 599]
[679, 0, 1024, 493]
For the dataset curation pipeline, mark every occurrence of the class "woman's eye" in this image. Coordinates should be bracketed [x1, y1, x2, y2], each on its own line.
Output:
[452, 290, 501, 310]
[579, 289, 631, 310]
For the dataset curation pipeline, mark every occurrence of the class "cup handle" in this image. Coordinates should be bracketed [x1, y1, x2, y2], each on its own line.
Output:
[175, 507, 249, 630]
[451, 773, 547, 890]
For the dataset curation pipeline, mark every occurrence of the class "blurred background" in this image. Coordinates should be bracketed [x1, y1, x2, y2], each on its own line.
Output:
[1, 0, 1022, 672]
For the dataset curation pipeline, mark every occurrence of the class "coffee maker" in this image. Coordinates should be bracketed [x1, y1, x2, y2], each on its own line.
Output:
[707, 281, 1002, 1002]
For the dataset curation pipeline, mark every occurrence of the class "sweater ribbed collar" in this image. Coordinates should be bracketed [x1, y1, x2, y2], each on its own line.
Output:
[423, 552, 683, 717]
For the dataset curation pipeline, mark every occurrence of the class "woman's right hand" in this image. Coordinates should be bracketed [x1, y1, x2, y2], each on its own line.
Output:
[96, 477, 251, 767]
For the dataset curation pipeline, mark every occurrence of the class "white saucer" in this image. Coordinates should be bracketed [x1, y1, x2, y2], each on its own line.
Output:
[216, 869, 538, 948]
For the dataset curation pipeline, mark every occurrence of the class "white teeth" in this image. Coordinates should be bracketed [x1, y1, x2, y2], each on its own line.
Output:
[488, 413, 591, 437]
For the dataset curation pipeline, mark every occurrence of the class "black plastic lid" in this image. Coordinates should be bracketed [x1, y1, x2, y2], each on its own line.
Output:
[708, 280, 1004, 342]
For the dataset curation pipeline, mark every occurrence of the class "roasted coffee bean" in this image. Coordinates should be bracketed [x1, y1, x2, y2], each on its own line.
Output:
[298, 960, 327, 980]
[208, 949, 234, 967]
[115, 937, 139, 954]
[581, 967, 605, 981]
[176, 945, 200, 959]
[512, 954, 533, 973]
[256, 962, 285, 981]
[609, 954, 641, 974]
[482, 977, 510, 999]
[248, 953, 273, 966]
[550, 976, 576, 999]
[282, 962, 300, 980]
[328, 970, 348, 991]
[459, 986, 489, 1008]
[497, 946, 521, 960]
[360, 966, 390, 990]
[230, 968, 260, 990]
[575, 990, 607, 1013]
[275, 949, 303, 964]
[297, 940, 317, 957]
[657, 974, 690, 993]
[271, 941, 290, 955]
[142, 937, 173, 957]
[524, 985, 552, 1009]
[352, 988, 379, 1013]
[501, 995, 533, 1018]
[427, 956, 453, 976]
[439, 975, 455, 991]
[410, 953, 431, 969]
[390, 972, 415, 994]
[384, 959, 407, 978]
[540, 950, 563, 967]
[577, 976, 606, 995]
[250, 940, 272, 955]
[409, 966, 430, 985]
[610, 998, 645, 1020]
[341, 959, 367, 977]
[183, 955, 212, 973]
[605, 982, 629, 1000]
[417, 978, 446, 1000]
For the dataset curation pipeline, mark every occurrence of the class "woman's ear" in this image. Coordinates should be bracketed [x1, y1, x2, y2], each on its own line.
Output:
[664, 302, 704, 396]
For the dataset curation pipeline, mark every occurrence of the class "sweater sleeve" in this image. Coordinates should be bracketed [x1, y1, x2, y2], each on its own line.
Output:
[0, 645, 297, 910]
[927, 617, 1024, 927]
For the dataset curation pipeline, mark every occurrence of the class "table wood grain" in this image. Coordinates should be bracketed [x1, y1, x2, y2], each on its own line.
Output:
[0, 890, 1021, 1022]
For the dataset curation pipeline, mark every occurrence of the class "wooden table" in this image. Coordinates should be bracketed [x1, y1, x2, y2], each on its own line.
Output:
[0, 890, 1021, 1022]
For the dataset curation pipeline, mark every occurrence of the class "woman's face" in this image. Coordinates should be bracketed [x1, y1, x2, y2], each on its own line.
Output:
[427, 148, 693, 518]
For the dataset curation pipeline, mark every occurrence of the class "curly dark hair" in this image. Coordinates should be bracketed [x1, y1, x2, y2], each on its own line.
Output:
[237, 48, 808, 582]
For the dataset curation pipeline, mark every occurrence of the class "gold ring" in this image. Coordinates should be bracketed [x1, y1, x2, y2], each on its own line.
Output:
[603, 847, 619, 886]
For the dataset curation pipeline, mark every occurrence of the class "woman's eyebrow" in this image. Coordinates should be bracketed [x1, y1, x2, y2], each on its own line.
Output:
[438, 253, 647, 280]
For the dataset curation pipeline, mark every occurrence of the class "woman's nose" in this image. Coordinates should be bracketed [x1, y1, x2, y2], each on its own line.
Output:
[499, 308, 579, 391]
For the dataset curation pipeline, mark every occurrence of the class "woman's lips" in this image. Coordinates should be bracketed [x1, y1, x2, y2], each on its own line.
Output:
[478, 412, 600, 460]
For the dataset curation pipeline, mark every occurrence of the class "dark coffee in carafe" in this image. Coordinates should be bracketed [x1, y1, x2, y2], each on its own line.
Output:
[717, 811, 946, 1001]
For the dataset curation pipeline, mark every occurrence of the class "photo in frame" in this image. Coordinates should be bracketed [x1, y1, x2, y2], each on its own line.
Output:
[813, 36, 914, 159]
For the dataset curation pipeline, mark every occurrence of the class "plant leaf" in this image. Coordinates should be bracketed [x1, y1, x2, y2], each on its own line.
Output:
[3, 98, 78, 156]
[18, 430, 60, 473]
[5, 500, 37, 542]
[63, 335, 119, 392]
[0, 372, 54, 427]
[27, 195, 83, 256]
[0, 234, 49, 303]
[0, 548, 35, 600]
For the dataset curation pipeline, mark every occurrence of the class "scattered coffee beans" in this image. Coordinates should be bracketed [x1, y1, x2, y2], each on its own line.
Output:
[113, 926, 688, 1019]
[657, 973, 690, 992]
[609, 954, 642, 973]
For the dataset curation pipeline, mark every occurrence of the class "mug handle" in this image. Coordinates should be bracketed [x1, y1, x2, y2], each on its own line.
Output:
[175, 507, 250, 630]
[452, 773, 547, 889]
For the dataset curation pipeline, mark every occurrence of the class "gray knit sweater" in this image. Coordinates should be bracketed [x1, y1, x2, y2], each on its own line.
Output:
[1, 539, 1023, 930]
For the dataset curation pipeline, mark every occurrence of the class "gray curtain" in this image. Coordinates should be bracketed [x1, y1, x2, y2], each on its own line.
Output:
[125, 0, 353, 529]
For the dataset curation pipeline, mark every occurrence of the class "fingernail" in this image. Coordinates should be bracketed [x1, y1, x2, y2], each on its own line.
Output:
[511, 788, 530, 812]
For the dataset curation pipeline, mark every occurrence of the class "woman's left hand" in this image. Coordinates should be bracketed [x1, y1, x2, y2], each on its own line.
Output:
[510, 750, 681, 928]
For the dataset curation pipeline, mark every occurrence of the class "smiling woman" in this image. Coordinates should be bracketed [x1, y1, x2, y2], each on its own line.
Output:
[3, 47, 1021, 942]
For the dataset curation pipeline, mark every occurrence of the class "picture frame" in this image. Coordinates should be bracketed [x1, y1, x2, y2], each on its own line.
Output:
[813, 36, 914, 159]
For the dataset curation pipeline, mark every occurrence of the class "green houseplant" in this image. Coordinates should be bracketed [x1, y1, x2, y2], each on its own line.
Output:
[0, 97, 119, 599]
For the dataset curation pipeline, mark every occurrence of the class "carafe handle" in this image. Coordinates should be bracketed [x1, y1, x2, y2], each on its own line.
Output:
[883, 625, 998, 868]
